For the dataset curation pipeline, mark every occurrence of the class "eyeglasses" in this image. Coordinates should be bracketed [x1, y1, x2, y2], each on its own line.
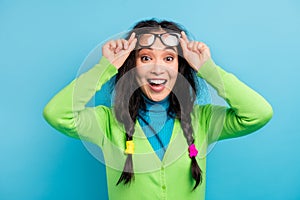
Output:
[137, 33, 181, 47]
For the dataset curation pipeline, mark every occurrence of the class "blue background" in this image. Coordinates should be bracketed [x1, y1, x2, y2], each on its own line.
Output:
[1, 0, 299, 199]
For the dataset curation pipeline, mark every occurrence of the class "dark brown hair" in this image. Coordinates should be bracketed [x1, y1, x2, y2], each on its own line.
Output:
[114, 19, 202, 190]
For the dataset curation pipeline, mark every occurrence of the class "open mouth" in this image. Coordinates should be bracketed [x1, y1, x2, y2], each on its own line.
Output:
[147, 79, 167, 92]
[147, 79, 167, 86]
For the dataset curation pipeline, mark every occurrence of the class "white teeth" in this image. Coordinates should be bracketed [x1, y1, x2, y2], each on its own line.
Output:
[149, 79, 166, 84]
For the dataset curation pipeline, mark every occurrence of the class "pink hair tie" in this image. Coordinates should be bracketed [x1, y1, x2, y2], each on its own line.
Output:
[188, 144, 198, 158]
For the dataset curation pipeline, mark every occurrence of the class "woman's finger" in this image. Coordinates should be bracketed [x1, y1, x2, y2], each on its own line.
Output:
[193, 42, 200, 53]
[181, 31, 189, 43]
[115, 39, 123, 53]
[128, 32, 136, 43]
[179, 38, 188, 52]
[187, 41, 194, 50]
[109, 40, 117, 50]
[122, 39, 129, 50]
[197, 42, 204, 53]
[199, 42, 209, 55]
[128, 38, 137, 51]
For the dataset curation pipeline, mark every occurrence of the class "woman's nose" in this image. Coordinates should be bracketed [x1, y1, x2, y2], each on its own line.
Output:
[151, 62, 165, 75]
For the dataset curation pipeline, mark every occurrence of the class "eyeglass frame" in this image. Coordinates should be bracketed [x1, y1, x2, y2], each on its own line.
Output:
[136, 32, 181, 48]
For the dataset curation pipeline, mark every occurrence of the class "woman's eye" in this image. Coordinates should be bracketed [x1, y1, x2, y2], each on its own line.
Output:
[165, 56, 174, 62]
[141, 56, 151, 62]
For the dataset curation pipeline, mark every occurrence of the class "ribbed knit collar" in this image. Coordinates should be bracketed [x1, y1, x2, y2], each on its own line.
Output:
[141, 94, 170, 113]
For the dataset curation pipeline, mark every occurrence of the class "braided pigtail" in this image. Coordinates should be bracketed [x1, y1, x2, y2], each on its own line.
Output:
[181, 115, 203, 190]
[116, 123, 135, 185]
[115, 86, 141, 185]
[174, 63, 203, 190]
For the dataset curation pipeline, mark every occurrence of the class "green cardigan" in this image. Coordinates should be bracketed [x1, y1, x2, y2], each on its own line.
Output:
[43, 57, 273, 200]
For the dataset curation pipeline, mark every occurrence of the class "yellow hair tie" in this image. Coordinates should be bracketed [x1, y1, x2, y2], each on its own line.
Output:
[124, 140, 134, 154]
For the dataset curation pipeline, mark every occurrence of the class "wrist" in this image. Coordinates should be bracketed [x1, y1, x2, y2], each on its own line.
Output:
[196, 58, 216, 78]
[99, 56, 118, 69]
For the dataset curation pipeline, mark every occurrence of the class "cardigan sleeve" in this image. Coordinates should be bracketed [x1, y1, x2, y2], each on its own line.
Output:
[43, 57, 118, 145]
[196, 59, 273, 144]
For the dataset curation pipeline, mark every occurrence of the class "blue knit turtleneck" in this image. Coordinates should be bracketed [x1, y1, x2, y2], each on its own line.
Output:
[138, 95, 175, 160]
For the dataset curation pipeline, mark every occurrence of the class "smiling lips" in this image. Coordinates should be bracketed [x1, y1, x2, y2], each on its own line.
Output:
[147, 79, 167, 92]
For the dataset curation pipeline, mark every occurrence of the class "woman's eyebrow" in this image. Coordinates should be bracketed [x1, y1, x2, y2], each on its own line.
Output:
[137, 48, 151, 53]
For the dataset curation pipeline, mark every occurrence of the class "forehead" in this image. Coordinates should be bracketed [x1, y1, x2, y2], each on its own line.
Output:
[137, 47, 178, 54]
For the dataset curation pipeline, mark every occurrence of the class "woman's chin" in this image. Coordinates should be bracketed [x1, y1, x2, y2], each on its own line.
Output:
[144, 91, 170, 102]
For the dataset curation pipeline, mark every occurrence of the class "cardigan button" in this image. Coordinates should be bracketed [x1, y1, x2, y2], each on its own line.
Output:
[162, 185, 166, 190]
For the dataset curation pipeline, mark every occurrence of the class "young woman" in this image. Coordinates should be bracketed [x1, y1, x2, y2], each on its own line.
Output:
[43, 19, 273, 200]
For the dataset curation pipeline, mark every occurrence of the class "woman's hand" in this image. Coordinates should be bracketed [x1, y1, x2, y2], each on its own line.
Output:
[102, 32, 137, 69]
[179, 31, 211, 71]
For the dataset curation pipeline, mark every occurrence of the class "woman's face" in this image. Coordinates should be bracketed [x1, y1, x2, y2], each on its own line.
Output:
[135, 31, 179, 102]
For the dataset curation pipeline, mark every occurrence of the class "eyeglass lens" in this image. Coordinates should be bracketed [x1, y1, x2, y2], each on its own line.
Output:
[138, 33, 179, 47]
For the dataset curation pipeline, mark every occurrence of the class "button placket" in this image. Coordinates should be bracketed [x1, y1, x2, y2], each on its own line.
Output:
[160, 165, 166, 199]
